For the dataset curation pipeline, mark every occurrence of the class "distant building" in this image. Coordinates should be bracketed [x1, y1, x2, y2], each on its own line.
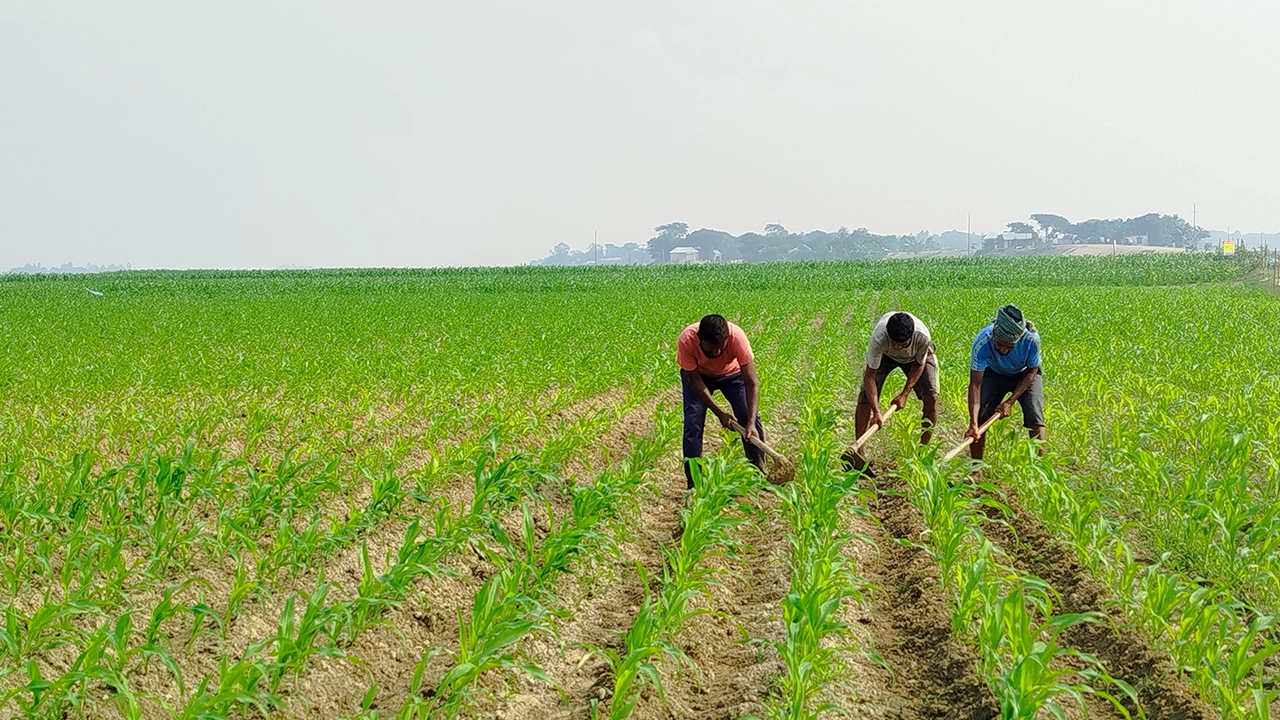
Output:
[982, 232, 1037, 252]
[885, 249, 972, 260]
[1124, 235, 1149, 246]
[669, 246, 700, 264]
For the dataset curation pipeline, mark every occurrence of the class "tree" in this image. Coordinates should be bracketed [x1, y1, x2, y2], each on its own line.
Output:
[1006, 221, 1038, 237]
[646, 222, 688, 263]
[901, 230, 939, 252]
[737, 232, 767, 261]
[619, 242, 647, 263]
[1124, 213, 1204, 248]
[1030, 214, 1072, 241]
[685, 228, 737, 261]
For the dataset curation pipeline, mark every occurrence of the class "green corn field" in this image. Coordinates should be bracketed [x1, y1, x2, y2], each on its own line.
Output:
[2, 254, 1278, 720]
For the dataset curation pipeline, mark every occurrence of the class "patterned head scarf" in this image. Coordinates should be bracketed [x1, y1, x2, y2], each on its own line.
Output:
[992, 304, 1026, 344]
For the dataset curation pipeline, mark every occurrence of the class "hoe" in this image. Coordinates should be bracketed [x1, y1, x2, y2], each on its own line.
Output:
[941, 381, 1031, 462]
[727, 419, 796, 484]
[840, 404, 899, 476]
[941, 411, 1005, 461]
[841, 400, 1011, 474]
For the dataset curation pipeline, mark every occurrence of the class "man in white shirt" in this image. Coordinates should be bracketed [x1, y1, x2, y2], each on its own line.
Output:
[856, 311, 939, 449]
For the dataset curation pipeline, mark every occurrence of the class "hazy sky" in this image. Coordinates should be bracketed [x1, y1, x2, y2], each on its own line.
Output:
[3, 1, 1278, 269]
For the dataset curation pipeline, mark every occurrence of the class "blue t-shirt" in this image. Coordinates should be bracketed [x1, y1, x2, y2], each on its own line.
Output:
[969, 324, 1041, 376]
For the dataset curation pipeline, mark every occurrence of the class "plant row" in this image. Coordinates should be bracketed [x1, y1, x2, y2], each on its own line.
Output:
[0, 395, 659, 718]
[395, 406, 678, 719]
[997, 439, 1280, 718]
[892, 436, 1140, 719]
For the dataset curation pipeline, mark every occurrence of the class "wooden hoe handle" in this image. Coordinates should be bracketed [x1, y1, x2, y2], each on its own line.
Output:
[849, 404, 897, 454]
[726, 419, 789, 465]
[941, 412, 1004, 462]
[941, 377, 1037, 462]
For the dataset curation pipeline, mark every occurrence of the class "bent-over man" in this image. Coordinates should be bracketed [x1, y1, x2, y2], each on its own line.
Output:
[678, 314, 766, 489]
[965, 304, 1045, 460]
[856, 311, 940, 446]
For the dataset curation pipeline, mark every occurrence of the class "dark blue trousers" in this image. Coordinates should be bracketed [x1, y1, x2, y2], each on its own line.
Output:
[682, 371, 765, 488]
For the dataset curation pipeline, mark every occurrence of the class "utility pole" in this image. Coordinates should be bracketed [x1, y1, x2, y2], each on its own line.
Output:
[594, 231, 598, 265]
[968, 213, 972, 255]
[1193, 203, 1197, 249]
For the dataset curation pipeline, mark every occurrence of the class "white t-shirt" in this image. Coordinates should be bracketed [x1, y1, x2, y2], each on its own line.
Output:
[866, 311, 935, 369]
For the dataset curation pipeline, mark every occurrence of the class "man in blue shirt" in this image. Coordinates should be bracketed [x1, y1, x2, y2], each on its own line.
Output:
[965, 304, 1045, 460]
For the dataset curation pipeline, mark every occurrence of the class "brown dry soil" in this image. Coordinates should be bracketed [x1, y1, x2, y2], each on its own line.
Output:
[476, 409, 791, 720]
[471, 389, 692, 719]
[470, 373, 988, 719]
[291, 387, 682, 719]
[849, 475, 1001, 720]
[975, 489, 1216, 720]
[11, 384, 655, 720]
[623, 466, 789, 720]
[868, 395, 1217, 720]
[478, 444, 1007, 719]
[38, 377, 1217, 720]
[285, 385, 666, 719]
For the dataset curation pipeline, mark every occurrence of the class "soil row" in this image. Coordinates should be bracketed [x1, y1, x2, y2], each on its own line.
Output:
[292, 386, 682, 718]
[976, 490, 1215, 720]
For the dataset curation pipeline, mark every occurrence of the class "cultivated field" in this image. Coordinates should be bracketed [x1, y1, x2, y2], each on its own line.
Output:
[2, 256, 1278, 720]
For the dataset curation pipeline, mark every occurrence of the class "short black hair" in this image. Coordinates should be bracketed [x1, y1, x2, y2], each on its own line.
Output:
[886, 312, 914, 343]
[697, 314, 729, 343]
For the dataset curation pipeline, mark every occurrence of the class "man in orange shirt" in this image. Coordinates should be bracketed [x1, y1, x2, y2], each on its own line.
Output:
[678, 313, 765, 489]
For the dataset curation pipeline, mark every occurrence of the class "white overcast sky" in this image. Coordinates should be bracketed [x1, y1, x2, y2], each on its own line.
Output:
[2, 1, 1278, 269]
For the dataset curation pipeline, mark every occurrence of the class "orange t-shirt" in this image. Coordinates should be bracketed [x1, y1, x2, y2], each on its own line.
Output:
[676, 322, 754, 378]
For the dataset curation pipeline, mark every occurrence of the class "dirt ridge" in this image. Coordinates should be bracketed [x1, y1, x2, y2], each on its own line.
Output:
[857, 476, 1001, 720]
[977, 489, 1216, 720]
[293, 388, 678, 719]
[474, 389, 683, 719]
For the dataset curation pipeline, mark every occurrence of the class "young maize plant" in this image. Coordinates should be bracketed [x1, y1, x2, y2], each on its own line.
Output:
[893, 443, 1138, 720]
[110, 441, 546, 720]
[0, 257, 1268, 720]
[999, 442, 1280, 719]
[766, 445, 866, 719]
[397, 409, 677, 719]
[595, 454, 767, 719]
[344, 442, 546, 637]
[244, 578, 349, 696]
[400, 561, 556, 720]
[167, 403, 656, 718]
[0, 377, 652, 669]
[761, 328, 871, 720]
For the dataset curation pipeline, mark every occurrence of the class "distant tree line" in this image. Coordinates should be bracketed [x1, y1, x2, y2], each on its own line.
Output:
[4, 262, 132, 275]
[530, 242, 650, 267]
[530, 212, 1214, 266]
[643, 222, 945, 263]
[1016, 212, 1208, 247]
[533, 223, 947, 266]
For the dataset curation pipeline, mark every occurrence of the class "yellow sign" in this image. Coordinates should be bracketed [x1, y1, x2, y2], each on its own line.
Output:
[1223, 240, 1236, 255]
